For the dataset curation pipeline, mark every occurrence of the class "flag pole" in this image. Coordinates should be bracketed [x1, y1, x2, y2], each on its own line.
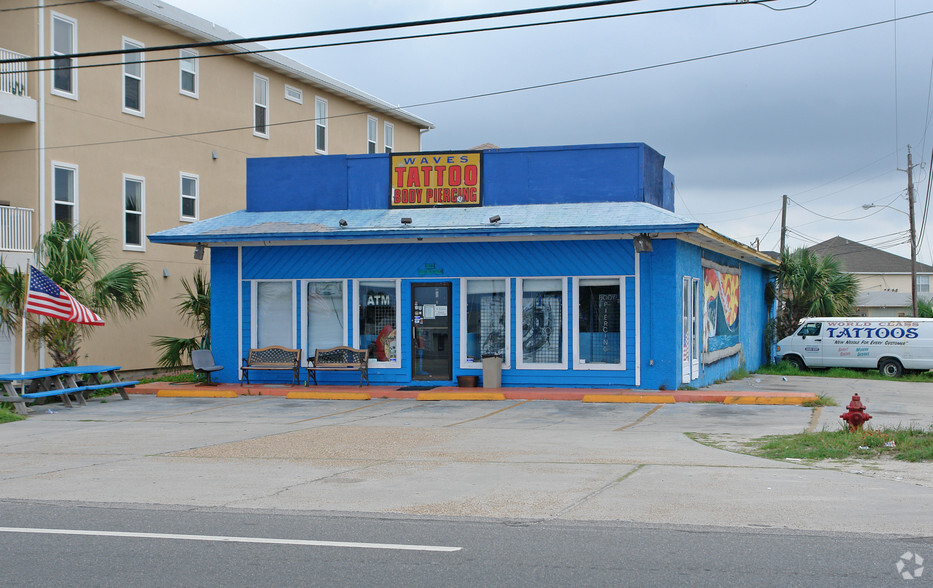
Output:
[20, 266, 30, 382]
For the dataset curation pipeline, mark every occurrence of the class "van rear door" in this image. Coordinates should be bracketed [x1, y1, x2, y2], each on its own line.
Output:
[797, 321, 824, 367]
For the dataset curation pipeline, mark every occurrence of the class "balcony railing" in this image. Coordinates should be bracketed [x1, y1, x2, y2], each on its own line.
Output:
[0, 206, 33, 252]
[0, 48, 28, 97]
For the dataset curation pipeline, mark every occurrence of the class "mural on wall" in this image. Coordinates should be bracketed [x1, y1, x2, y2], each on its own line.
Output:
[701, 259, 742, 364]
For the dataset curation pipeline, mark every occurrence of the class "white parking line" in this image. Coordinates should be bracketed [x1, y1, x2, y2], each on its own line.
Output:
[0, 527, 462, 552]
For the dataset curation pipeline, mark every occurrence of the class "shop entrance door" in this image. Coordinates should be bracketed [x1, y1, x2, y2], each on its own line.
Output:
[411, 283, 452, 381]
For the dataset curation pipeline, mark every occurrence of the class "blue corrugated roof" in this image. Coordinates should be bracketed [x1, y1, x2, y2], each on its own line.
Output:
[148, 202, 700, 245]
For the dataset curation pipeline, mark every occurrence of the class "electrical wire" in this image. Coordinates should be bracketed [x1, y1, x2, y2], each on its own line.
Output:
[7, 8, 932, 156]
[788, 196, 901, 222]
[0, 0, 792, 73]
[3, 0, 778, 65]
[7, 0, 786, 76]
[0, 0, 101, 12]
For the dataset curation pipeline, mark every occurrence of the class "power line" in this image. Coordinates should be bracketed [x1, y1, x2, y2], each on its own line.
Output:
[2, 0, 778, 65]
[788, 196, 898, 222]
[7, 7, 931, 156]
[0, 0, 101, 12]
[8, 0, 790, 76]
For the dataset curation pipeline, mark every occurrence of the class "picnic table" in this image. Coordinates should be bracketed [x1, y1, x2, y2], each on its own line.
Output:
[0, 365, 137, 415]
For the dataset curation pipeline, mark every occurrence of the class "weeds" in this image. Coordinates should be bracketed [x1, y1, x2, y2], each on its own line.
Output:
[0, 405, 26, 424]
[752, 425, 933, 462]
[758, 361, 933, 383]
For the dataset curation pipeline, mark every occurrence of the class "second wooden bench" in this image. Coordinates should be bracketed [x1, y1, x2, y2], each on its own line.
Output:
[307, 346, 369, 386]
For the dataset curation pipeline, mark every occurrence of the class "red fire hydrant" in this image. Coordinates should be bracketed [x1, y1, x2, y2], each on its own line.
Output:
[840, 394, 872, 432]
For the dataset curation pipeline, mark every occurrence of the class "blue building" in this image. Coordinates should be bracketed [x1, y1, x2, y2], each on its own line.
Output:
[149, 143, 776, 390]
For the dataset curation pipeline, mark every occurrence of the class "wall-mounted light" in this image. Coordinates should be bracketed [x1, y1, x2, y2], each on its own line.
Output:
[193, 243, 205, 260]
[489, 215, 501, 224]
[633, 234, 653, 253]
[211, 150, 219, 160]
[162, 268, 170, 278]
[401, 217, 412, 224]
[339, 219, 348, 227]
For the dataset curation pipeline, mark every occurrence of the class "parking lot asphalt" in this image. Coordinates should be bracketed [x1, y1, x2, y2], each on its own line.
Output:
[1, 374, 931, 535]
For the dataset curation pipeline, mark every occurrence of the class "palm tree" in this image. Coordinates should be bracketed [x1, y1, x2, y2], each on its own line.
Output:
[152, 268, 210, 369]
[776, 247, 858, 339]
[0, 222, 152, 367]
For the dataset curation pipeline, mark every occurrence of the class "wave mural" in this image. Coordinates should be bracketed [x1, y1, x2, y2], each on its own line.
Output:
[702, 262, 741, 361]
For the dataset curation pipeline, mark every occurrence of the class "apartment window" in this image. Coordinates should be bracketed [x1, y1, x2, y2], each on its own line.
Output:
[51, 162, 77, 227]
[51, 12, 76, 98]
[367, 116, 378, 154]
[384, 122, 394, 154]
[123, 175, 145, 250]
[180, 173, 198, 221]
[357, 280, 399, 365]
[253, 74, 269, 137]
[918, 275, 931, 294]
[462, 279, 509, 369]
[306, 281, 347, 354]
[253, 281, 295, 349]
[315, 97, 327, 153]
[517, 278, 567, 369]
[284, 85, 302, 104]
[573, 277, 625, 370]
[179, 49, 198, 97]
[122, 38, 144, 116]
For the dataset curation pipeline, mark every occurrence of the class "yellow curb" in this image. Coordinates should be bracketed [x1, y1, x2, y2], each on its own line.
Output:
[418, 392, 506, 401]
[723, 396, 810, 405]
[582, 394, 676, 403]
[287, 391, 371, 400]
[157, 389, 238, 398]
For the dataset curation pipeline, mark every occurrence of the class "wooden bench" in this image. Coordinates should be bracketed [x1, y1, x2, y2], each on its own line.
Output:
[307, 346, 369, 387]
[241, 346, 300, 385]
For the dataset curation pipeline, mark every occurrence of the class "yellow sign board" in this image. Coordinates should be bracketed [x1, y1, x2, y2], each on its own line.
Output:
[390, 152, 482, 208]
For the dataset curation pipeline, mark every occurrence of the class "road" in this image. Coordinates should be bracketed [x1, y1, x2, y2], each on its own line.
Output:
[0, 501, 926, 587]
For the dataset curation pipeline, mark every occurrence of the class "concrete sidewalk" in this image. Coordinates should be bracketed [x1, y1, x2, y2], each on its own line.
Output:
[1, 375, 932, 536]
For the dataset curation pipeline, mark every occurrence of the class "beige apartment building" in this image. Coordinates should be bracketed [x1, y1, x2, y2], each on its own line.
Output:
[0, 0, 432, 374]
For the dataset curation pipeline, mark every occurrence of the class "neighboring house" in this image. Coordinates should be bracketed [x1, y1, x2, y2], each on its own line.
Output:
[0, 0, 432, 373]
[807, 236, 933, 317]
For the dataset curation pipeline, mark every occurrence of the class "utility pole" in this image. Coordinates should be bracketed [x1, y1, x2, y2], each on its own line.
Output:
[780, 194, 787, 256]
[907, 147, 918, 317]
[778, 194, 787, 257]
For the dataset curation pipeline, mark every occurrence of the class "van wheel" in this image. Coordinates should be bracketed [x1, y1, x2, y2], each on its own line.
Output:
[784, 355, 806, 371]
[879, 358, 903, 378]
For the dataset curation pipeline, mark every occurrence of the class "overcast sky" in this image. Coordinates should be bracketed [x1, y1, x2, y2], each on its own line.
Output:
[166, 0, 933, 263]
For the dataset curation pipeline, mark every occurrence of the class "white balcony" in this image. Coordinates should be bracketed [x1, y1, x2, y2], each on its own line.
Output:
[0, 206, 33, 271]
[0, 48, 37, 124]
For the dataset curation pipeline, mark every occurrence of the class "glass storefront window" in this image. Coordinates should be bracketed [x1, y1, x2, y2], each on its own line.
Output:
[307, 281, 345, 353]
[576, 278, 623, 367]
[464, 279, 507, 366]
[519, 278, 565, 367]
[358, 280, 398, 363]
[255, 281, 293, 348]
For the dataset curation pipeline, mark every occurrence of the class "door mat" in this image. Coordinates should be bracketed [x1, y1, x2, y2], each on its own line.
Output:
[397, 385, 438, 391]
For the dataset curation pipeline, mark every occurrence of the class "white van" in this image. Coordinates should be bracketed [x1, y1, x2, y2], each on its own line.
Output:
[775, 317, 933, 377]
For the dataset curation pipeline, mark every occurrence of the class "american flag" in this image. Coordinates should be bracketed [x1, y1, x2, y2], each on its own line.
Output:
[24, 266, 104, 326]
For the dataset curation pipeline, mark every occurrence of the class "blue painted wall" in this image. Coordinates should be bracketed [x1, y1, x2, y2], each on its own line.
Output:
[246, 143, 672, 213]
[210, 238, 772, 389]
[211, 239, 643, 387]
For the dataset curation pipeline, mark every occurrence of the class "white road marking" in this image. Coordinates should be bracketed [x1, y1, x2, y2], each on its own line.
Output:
[0, 527, 461, 552]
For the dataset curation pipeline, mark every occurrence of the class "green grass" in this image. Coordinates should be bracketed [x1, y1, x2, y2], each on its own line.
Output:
[138, 372, 200, 384]
[801, 393, 837, 408]
[757, 361, 933, 383]
[0, 405, 26, 424]
[752, 425, 933, 462]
